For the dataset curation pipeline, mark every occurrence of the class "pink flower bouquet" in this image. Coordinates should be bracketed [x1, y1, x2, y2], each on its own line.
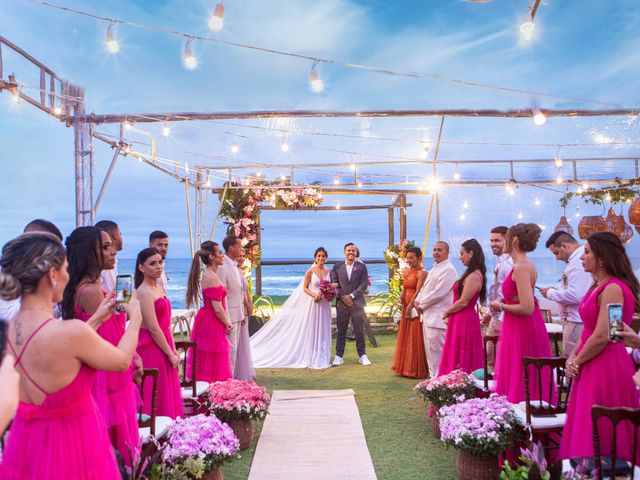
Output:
[414, 369, 476, 409]
[205, 379, 271, 422]
[156, 414, 239, 477]
[318, 279, 338, 302]
[439, 394, 521, 457]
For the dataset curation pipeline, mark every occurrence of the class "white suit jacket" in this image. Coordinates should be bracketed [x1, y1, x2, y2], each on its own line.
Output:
[217, 255, 244, 324]
[415, 259, 457, 330]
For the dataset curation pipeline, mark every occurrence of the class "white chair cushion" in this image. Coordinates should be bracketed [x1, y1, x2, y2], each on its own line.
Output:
[545, 323, 562, 334]
[513, 403, 566, 429]
[181, 381, 209, 399]
[139, 415, 174, 444]
[471, 376, 495, 391]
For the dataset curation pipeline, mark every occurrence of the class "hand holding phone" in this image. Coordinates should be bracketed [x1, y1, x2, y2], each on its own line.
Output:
[608, 303, 624, 341]
[115, 275, 133, 313]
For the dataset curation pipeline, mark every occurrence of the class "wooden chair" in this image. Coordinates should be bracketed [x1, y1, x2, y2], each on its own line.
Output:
[540, 309, 554, 323]
[548, 331, 563, 357]
[175, 341, 210, 416]
[591, 406, 640, 479]
[472, 335, 499, 395]
[138, 368, 172, 447]
[515, 357, 573, 462]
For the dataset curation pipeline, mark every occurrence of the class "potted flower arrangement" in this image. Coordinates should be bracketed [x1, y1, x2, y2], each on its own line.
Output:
[152, 414, 239, 480]
[439, 394, 522, 480]
[499, 444, 590, 480]
[205, 379, 271, 450]
[414, 369, 476, 438]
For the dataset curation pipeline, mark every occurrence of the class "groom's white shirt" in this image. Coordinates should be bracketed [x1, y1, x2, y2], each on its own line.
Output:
[415, 258, 457, 329]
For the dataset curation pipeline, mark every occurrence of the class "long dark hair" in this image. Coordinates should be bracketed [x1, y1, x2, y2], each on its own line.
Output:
[62, 226, 103, 319]
[134, 247, 161, 289]
[457, 238, 487, 305]
[587, 232, 640, 312]
[185, 241, 219, 309]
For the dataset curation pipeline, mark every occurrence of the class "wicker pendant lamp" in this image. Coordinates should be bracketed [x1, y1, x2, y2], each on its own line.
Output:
[578, 214, 608, 240]
[629, 197, 640, 226]
[554, 215, 574, 235]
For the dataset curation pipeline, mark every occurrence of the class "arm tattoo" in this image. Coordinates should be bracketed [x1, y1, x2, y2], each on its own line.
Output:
[14, 317, 23, 346]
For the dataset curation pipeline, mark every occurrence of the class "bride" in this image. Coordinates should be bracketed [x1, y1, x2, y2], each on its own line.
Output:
[250, 247, 332, 369]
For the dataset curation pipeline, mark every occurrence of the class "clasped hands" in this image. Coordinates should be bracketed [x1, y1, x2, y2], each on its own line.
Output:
[340, 295, 354, 307]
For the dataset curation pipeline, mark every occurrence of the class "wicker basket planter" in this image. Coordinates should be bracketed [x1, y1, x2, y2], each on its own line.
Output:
[430, 412, 441, 439]
[227, 417, 254, 450]
[201, 467, 224, 480]
[456, 450, 498, 480]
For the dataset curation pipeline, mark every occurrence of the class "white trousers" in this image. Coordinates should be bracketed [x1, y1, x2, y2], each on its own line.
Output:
[422, 325, 446, 379]
[227, 322, 242, 372]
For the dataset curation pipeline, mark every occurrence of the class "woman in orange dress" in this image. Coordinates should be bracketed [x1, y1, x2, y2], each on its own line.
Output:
[392, 247, 428, 378]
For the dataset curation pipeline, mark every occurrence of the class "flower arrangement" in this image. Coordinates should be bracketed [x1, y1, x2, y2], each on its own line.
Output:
[317, 279, 338, 302]
[205, 379, 271, 422]
[152, 414, 239, 479]
[439, 394, 522, 457]
[414, 369, 476, 409]
[499, 444, 590, 480]
[268, 187, 322, 210]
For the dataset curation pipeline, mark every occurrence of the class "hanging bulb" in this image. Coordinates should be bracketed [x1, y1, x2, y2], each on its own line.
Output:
[231, 143, 239, 154]
[534, 197, 541, 206]
[519, 18, 536, 44]
[582, 182, 589, 190]
[206, 178, 211, 188]
[280, 174, 286, 181]
[517, 212, 524, 220]
[208, 2, 225, 32]
[462, 201, 469, 209]
[336, 203, 341, 210]
[162, 122, 170, 137]
[256, 170, 262, 177]
[556, 176, 563, 184]
[333, 177, 340, 185]
[532, 108, 546, 125]
[555, 157, 563, 167]
[349, 163, 356, 171]
[106, 23, 120, 54]
[577, 187, 583, 194]
[357, 180, 363, 188]
[453, 171, 461, 180]
[459, 213, 466, 221]
[280, 139, 289, 152]
[124, 121, 133, 131]
[605, 193, 612, 202]
[183, 39, 198, 70]
[419, 146, 430, 159]
[53, 106, 62, 116]
[123, 144, 132, 155]
[310, 62, 324, 93]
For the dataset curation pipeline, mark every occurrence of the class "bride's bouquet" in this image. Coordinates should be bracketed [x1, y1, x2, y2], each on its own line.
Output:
[317, 280, 338, 302]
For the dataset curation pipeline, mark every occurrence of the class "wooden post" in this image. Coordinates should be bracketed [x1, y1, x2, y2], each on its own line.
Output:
[255, 209, 262, 296]
[398, 194, 407, 241]
[388, 207, 394, 279]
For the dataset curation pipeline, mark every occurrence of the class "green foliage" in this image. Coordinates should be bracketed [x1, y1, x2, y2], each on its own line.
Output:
[560, 177, 640, 208]
[252, 294, 275, 324]
[151, 458, 207, 480]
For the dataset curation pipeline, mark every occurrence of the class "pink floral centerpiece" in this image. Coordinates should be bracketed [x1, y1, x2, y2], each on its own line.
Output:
[153, 414, 239, 479]
[317, 280, 338, 302]
[414, 369, 476, 409]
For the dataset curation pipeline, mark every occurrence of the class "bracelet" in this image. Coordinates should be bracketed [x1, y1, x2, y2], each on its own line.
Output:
[498, 303, 504, 312]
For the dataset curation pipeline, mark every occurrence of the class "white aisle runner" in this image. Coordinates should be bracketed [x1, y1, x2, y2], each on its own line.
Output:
[248, 389, 377, 480]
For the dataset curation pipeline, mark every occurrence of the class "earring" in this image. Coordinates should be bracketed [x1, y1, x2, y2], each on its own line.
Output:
[53, 281, 58, 289]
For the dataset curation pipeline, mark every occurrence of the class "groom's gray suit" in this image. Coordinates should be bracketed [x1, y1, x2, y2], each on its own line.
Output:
[331, 260, 368, 358]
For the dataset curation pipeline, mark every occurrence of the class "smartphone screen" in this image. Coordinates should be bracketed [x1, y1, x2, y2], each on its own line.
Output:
[608, 303, 623, 341]
[0, 318, 8, 360]
[115, 275, 133, 312]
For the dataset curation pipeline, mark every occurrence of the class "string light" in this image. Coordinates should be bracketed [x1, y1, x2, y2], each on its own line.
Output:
[350, 163, 356, 171]
[539, 224, 547, 230]
[280, 174, 286, 181]
[357, 180, 363, 188]
[582, 182, 589, 190]
[505, 183, 516, 195]
[183, 38, 198, 70]
[106, 22, 119, 54]
[554, 156, 563, 167]
[123, 144, 132, 155]
[333, 177, 340, 185]
[336, 203, 341, 210]
[556, 176, 563, 184]
[534, 198, 541, 206]
[453, 171, 461, 180]
[427, 177, 440, 192]
[419, 146, 430, 160]
[576, 187, 583, 194]
[459, 213, 466, 221]
[53, 106, 62, 115]
[230, 143, 239, 153]
[519, 19, 536, 44]
[208, 2, 225, 32]
[626, 198, 633, 204]
[517, 212, 524, 220]
[605, 193, 612, 202]
[162, 122, 170, 137]
[532, 108, 546, 126]
[462, 201, 469, 209]
[309, 61, 324, 93]
[124, 121, 132, 131]
[206, 177, 211, 188]
[280, 139, 289, 152]
[256, 170, 262, 177]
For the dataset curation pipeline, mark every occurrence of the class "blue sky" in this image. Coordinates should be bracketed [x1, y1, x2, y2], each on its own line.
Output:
[1, 0, 639, 260]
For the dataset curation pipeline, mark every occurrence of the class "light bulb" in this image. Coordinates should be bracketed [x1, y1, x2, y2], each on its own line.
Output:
[539, 224, 546, 230]
[279, 174, 286, 181]
[310, 70, 324, 93]
[517, 212, 524, 220]
[532, 108, 546, 126]
[231, 143, 239, 154]
[333, 177, 340, 185]
[555, 157, 563, 167]
[208, 3, 225, 32]
[556, 176, 563, 184]
[162, 123, 170, 137]
[582, 182, 589, 190]
[53, 106, 62, 115]
[519, 19, 536, 43]
[462, 201, 469, 209]
[577, 187, 583, 194]
[185, 163, 190, 175]
[459, 213, 466, 221]
[106, 25, 119, 54]
[534, 198, 541, 206]
[124, 121, 132, 131]
[419, 147, 430, 160]
[123, 145, 132, 155]
[508, 189, 516, 196]
[280, 140, 289, 152]
[336, 203, 341, 210]
[427, 178, 440, 192]
[256, 170, 262, 177]
[183, 41, 198, 70]
[626, 198, 633, 204]
[605, 193, 612, 201]
[357, 181, 363, 188]
[350, 163, 356, 171]
[453, 171, 461, 180]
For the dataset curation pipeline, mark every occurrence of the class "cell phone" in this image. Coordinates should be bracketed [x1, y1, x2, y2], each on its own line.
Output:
[0, 318, 8, 360]
[115, 274, 133, 313]
[608, 303, 624, 341]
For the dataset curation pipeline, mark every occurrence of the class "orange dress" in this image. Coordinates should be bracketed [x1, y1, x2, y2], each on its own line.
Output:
[391, 268, 428, 378]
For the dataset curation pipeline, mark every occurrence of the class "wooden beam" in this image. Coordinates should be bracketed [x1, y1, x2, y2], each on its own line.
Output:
[71, 108, 640, 124]
[258, 204, 412, 211]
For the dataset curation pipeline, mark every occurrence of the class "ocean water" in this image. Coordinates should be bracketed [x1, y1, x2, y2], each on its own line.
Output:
[118, 256, 640, 309]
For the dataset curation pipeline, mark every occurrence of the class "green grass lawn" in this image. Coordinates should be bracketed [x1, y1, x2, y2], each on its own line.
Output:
[221, 332, 457, 480]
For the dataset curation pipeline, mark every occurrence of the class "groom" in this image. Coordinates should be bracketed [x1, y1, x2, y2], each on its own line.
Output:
[331, 242, 371, 366]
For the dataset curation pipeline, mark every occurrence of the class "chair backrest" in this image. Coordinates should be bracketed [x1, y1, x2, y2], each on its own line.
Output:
[138, 368, 159, 437]
[592, 406, 640, 480]
[483, 335, 499, 391]
[522, 357, 572, 424]
[175, 340, 197, 399]
[540, 309, 553, 323]
[548, 332, 563, 357]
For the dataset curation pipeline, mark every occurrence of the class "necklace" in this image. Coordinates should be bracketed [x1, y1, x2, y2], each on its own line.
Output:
[594, 276, 611, 286]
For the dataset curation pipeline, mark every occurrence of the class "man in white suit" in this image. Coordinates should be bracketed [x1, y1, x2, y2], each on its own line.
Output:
[414, 241, 457, 378]
[216, 236, 245, 372]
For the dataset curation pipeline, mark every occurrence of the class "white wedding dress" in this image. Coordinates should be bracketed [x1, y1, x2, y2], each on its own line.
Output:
[250, 268, 332, 369]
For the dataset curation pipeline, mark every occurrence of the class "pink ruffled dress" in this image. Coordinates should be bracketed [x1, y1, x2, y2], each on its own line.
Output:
[75, 292, 141, 464]
[494, 269, 554, 403]
[437, 281, 484, 376]
[137, 296, 184, 419]
[559, 278, 640, 460]
[187, 285, 233, 383]
[0, 318, 120, 479]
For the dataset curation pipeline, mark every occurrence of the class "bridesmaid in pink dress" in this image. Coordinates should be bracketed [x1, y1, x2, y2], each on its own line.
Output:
[62, 226, 142, 464]
[560, 232, 640, 461]
[491, 223, 553, 403]
[437, 239, 486, 376]
[0, 232, 142, 479]
[135, 247, 184, 419]
[185, 241, 233, 383]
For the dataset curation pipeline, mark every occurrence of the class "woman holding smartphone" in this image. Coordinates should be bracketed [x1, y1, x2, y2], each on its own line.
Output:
[0, 232, 142, 479]
[559, 232, 640, 462]
[62, 226, 142, 464]
[135, 247, 184, 419]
